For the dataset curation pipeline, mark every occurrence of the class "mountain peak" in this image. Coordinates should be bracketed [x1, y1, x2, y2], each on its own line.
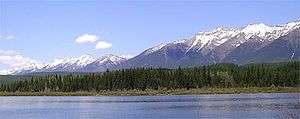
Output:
[241, 21, 300, 39]
[243, 23, 269, 31]
[212, 27, 233, 33]
[188, 26, 239, 51]
[241, 23, 274, 39]
[283, 20, 300, 31]
[144, 43, 166, 55]
[285, 20, 300, 27]
[75, 54, 96, 66]
[45, 54, 96, 69]
[78, 54, 94, 59]
[97, 54, 127, 64]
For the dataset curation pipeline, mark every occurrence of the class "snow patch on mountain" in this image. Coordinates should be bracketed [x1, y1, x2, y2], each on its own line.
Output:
[187, 27, 240, 52]
[10, 62, 46, 74]
[144, 43, 166, 55]
[242, 23, 276, 39]
[241, 21, 300, 40]
[11, 54, 129, 74]
[45, 54, 96, 68]
[96, 54, 127, 65]
[191, 20, 300, 52]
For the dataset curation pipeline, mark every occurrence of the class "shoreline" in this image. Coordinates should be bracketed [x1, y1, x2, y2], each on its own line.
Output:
[0, 87, 299, 96]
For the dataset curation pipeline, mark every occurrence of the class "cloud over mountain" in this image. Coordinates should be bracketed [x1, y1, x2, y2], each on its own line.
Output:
[75, 34, 112, 49]
[75, 34, 98, 44]
[0, 50, 44, 74]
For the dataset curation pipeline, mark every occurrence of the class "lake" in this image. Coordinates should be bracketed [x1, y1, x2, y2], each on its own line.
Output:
[0, 93, 299, 119]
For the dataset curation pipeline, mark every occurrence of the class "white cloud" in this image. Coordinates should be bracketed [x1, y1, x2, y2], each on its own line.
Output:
[75, 34, 113, 49]
[95, 41, 112, 49]
[75, 34, 98, 44]
[0, 50, 44, 74]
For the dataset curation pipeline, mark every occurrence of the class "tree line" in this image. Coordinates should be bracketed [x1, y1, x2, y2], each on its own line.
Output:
[0, 61, 299, 92]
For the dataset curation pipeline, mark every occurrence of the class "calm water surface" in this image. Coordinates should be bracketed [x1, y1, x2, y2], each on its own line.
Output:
[0, 93, 299, 119]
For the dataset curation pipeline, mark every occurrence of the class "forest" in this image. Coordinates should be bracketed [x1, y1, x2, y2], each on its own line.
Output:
[0, 61, 299, 92]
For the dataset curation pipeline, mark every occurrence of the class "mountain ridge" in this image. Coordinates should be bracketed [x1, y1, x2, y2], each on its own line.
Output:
[12, 20, 300, 74]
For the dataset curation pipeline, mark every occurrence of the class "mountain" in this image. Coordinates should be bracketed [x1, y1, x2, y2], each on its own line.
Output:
[120, 20, 300, 68]
[12, 20, 300, 74]
[83, 54, 127, 72]
[14, 54, 127, 74]
[39, 54, 96, 72]
[225, 28, 300, 64]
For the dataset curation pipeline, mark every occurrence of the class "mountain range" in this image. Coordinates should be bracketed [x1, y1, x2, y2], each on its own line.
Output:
[14, 20, 300, 74]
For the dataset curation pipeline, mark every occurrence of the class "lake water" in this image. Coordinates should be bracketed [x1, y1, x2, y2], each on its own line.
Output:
[0, 93, 299, 119]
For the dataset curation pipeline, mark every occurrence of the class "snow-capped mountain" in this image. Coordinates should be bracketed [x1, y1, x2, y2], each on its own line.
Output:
[184, 21, 299, 55]
[14, 54, 128, 74]
[38, 54, 97, 72]
[12, 20, 300, 74]
[83, 54, 127, 72]
[10, 62, 45, 75]
[121, 20, 300, 68]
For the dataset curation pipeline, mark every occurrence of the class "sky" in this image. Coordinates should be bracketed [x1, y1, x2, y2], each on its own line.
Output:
[0, 0, 300, 73]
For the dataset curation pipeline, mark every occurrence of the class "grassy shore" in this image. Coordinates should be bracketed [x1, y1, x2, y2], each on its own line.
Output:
[0, 87, 299, 96]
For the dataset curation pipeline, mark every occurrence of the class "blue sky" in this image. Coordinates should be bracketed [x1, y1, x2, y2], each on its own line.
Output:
[0, 1, 300, 72]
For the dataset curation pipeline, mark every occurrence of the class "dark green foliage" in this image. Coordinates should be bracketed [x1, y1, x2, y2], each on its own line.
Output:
[0, 61, 299, 92]
[0, 75, 33, 84]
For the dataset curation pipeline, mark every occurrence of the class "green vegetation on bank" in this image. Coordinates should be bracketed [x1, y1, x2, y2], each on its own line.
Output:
[0, 87, 299, 96]
[0, 61, 299, 96]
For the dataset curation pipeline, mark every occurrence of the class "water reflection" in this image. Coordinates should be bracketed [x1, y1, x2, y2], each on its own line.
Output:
[0, 93, 299, 119]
